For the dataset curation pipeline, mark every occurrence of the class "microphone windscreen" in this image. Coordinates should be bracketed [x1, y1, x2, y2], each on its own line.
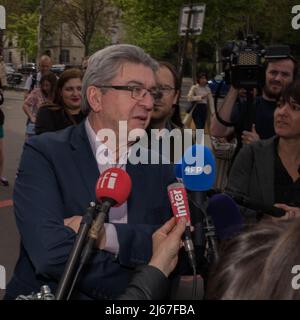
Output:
[181, 144, 215, 191]
[207, 193, 243, 241]
[95, 167, 132, 207]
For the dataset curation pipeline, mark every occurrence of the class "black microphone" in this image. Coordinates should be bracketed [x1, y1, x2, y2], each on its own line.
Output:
[226, 191, 285, 218]
[206, 189, 286, 218]
[207, 193, 243, 241]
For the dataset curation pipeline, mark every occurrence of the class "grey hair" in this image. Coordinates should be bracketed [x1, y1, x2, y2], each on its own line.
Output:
[81, 44, 159, 114]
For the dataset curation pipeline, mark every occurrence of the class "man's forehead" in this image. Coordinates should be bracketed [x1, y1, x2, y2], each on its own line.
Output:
[268, 59, 294, 71]
[116, 62, 156, 85]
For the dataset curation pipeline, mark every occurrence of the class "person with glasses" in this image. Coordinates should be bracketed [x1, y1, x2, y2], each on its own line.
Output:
[5, 44, 176, 300]
[226, 80, 300, 223]
[143, 61, 194, 164]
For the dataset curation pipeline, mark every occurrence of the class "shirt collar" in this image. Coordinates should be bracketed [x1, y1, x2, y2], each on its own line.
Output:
[85, 117, 131, 168]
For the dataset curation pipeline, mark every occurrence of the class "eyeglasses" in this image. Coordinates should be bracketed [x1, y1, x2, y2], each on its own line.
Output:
[154, 85, 176, 101]
[98, 85, 159, 101]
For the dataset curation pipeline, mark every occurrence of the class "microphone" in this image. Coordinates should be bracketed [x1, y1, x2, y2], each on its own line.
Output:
[56, 167, 132, 300]
[80, 168, 132, 263]
[206, 188, 285, 218]
[228, 192, 285, 218]
[167, 182, 196, 271]
[181, 144, 216, 192]
[180, 144, 218, 264]
[207, 193, 243, 241]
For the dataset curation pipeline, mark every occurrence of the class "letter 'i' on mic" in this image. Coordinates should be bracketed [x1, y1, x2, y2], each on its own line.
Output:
[95, 167, 132, 206]
[167, 182, 196, 271]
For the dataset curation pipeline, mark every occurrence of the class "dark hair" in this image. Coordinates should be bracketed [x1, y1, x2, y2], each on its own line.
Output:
[40, 72, 57, 90]
[196, 72, 208, 84]
[54, 68, 83, 108]
[207, 218, 300, 300]
[157, 61, 183, 128]
[281, 79, 300, 105]
[158, 61, 180, 92]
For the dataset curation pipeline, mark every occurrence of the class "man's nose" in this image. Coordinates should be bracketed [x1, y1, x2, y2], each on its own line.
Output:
[140, 92, 154, 110]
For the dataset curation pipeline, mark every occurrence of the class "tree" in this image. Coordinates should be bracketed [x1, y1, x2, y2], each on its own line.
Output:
[53, 0, 112, 56]
[115, 0, 185, 59]
[7, 11, 39, 61]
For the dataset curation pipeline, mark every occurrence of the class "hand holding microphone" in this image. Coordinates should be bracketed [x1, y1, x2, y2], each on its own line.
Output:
[149, 217, 186, 277]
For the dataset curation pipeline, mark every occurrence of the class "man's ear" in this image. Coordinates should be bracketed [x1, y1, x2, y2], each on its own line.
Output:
[86, 86, 103, 112]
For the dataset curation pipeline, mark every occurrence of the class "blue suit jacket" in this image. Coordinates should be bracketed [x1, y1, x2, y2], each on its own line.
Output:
[6, 122, 175, 299]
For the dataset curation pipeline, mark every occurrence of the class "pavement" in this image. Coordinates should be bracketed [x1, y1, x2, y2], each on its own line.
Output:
[0, 89, 26, 299]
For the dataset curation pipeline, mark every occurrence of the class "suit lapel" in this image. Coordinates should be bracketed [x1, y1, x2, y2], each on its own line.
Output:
[69, 122, 100, 201]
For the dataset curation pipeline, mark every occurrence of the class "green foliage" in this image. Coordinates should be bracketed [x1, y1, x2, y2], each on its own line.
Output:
[115, 0, 185, 59]
[7, 11, 38, 60]
[89, 32, 111, 55]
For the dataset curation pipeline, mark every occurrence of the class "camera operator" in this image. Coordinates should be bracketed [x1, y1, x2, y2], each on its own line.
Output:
[210, 49, 297, 153]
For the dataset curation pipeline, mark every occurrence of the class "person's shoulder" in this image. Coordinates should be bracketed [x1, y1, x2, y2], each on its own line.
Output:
[40, 103, 62, 111]
[27, 124, 79, 152]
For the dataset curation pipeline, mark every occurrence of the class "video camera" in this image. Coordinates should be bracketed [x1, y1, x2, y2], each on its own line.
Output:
[221, 34, 265, 89]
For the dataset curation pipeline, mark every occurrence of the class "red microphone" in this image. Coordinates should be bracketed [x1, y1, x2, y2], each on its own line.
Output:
[168, 182, 191, 223]
[167, 182, 196, 271]
[95, 167, 132, 207]
[80, 168, 132, 269]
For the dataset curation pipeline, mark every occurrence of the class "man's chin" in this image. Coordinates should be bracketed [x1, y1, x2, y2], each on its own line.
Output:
[264, 88, 282, 100]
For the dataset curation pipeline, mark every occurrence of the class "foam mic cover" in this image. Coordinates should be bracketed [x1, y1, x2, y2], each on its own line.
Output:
[181, 144, 216, 191]
[167, 182, 191, 222]
[95, 167, 132, 207]
[207, 193, 243, 241]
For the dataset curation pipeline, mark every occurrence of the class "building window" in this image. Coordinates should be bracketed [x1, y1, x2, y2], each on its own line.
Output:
[60, 50, 70, 64]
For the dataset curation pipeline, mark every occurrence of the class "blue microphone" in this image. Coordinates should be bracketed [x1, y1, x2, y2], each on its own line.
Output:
[180, 144, 218, 264]
[181, 144, 215, 191]
[207, 193, 244, 241]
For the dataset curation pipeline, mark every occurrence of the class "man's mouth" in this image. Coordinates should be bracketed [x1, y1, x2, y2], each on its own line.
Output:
[133, 114, 148, 121]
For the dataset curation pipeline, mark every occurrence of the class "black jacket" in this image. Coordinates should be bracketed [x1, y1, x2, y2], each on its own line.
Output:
[118, 265, 169, 300]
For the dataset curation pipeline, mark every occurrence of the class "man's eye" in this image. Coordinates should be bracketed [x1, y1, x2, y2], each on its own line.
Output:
[133, 87, 143, 93]
[291, 104, 300, 111]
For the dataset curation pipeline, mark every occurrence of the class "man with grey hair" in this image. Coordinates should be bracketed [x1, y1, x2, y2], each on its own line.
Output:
[24, 55, 53, 98]
[5, 44, 176, 300]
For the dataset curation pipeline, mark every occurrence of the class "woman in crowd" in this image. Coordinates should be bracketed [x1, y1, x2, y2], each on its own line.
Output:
[187, 72, 214, 130]
[35, 68, 85, 134]
[23, 72, 57, 139]
[226, 79, 300, 222]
